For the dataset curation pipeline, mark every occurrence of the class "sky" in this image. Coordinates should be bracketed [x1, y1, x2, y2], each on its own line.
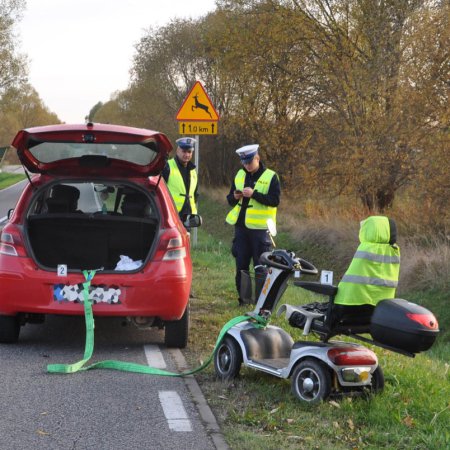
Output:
[16, 0, 217, 124]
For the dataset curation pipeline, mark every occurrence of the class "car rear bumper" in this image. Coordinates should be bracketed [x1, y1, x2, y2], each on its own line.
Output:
[0, 255, 191, 320]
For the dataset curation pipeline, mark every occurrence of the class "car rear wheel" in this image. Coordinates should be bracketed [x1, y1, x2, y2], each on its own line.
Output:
[164, 305, 189, 348]
[0, 315, 20, 343]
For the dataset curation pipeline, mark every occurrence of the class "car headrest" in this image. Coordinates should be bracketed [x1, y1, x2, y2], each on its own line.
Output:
[46, 198, 72, 213]
[47, 185, 81, 213]
[121, 193, 148, 217]
[51, 185, 80, 202]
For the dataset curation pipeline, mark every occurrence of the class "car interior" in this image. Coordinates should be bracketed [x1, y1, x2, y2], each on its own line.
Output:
[26, 182, 159, 271]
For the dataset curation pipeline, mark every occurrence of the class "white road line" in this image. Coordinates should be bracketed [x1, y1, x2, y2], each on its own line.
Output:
[158, 391, 192, 432]
[0, 216, 6, 223]
[144, 344, 167, 369]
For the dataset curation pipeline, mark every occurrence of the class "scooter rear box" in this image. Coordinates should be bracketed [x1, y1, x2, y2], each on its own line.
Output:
[370, 299, 439, 353]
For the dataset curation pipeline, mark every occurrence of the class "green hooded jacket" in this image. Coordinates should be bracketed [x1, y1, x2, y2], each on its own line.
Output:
[334, 216, 400, 307]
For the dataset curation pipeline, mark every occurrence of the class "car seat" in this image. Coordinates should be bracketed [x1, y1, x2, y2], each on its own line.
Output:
[46, 185, 81, 213]
[121, 193, 148, 218]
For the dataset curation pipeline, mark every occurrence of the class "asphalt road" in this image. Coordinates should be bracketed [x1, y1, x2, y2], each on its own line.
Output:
[0, 178, 27, 222]
[0, 316, 219, 450]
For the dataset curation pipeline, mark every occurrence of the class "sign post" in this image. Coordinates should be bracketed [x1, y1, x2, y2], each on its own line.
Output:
[176, 81, 219, 246]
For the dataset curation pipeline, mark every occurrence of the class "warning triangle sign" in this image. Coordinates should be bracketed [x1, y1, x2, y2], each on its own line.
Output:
[176, 81, 219, 121]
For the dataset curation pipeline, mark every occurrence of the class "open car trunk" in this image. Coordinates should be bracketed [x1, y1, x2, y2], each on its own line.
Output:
[27, 215, 157, 270]
[25, 181, 159, 271]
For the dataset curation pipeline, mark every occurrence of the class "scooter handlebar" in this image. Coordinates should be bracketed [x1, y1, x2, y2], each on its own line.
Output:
[297, 258, 319, 275]
[260, 250, 318, 275]
[260, 251, 291, 270]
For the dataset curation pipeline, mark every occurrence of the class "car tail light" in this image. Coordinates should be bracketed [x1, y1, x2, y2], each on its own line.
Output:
[0, 224, 27, 257]
[154, 230, 187, 261]
[327, 347, 377, 366]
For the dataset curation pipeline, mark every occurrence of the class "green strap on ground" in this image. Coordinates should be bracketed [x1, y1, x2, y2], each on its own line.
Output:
[47, 270, 266, 376]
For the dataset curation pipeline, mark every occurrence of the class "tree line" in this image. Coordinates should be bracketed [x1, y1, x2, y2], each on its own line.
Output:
[91, 0, 448, 221]
[0, 0, 59, 152]
[1, 0, 448, 228]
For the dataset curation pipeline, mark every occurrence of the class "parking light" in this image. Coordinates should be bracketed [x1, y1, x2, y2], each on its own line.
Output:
[154, 230, 187, 261]
[341, 367, 371, 383]
[0, 225, 27, 257]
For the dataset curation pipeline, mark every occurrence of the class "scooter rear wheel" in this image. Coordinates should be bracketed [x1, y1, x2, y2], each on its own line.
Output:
[370, 366, 385, 393]
[291, 358, 332, 404]
[214, 335, 242, 381]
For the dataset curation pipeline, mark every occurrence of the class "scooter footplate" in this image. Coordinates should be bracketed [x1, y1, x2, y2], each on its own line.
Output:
[250, 358, 290, 370]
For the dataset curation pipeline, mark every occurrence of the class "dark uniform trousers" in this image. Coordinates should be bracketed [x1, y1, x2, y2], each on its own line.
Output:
[231, 225, 272, 297]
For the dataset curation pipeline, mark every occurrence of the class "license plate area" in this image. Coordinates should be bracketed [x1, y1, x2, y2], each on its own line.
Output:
[53, 283, 122, 304]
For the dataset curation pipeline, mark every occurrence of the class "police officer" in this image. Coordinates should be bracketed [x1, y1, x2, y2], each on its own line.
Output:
[162, 137, 198, 219]
[226, 144, 281, 306]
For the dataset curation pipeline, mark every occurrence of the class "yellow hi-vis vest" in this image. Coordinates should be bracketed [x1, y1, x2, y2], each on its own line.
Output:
[334, 216, 400, 307]
[166, 159, 198, 214]
[226, 168, 277, 229]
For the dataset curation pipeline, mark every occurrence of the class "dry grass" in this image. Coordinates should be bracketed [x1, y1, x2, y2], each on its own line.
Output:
[281, 211, 450, 295]
[203, 185, 450, 293]
[286, 192, 450, 294]
[399, 239, 450, 294]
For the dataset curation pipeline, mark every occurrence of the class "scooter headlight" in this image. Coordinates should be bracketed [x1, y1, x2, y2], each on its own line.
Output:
[341, 367, 371, 383]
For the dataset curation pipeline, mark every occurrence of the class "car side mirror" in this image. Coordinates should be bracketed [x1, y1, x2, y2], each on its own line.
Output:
[7, 208, 13, 220]
[94, 184, 114, 193]
[182, 214, 202, 228]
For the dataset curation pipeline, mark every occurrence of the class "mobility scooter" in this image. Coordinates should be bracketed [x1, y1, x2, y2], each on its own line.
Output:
[214, 220, 439, 404]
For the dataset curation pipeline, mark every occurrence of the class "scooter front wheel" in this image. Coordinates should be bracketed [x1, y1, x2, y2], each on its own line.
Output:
[214, 335, 242, 381]
[291, 358, 332, 404]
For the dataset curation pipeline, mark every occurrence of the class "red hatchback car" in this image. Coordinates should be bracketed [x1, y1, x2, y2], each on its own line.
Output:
[0, 123, 200, 347]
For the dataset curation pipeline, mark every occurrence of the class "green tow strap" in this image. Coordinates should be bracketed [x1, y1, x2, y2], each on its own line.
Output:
[47, 270, 267, 376]
[47, 270, 97, 374]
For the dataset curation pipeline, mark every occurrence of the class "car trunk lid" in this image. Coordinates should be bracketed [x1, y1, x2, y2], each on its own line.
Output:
[11, 123, 172, 177]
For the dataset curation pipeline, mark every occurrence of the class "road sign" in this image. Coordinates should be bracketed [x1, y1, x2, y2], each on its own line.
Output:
[178, 121, 218, 135]
[176, 81, 219, 122]
[0, 146, 10, 169]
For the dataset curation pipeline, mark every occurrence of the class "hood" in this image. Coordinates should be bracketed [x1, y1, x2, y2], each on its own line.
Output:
[359, 216, 391, 244]
[11, 123, 172, 177]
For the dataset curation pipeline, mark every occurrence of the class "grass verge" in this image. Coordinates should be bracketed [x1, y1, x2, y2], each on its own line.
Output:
[0, 172, 26, 190]
[186, 192, 449, 450]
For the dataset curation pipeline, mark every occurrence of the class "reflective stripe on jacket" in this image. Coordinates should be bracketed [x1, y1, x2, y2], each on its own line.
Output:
[166, 159, 198, 214]
[226, 168, 277, 229]
[334, 216, 400, 307]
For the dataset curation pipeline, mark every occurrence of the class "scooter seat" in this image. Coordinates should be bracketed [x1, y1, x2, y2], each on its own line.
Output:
[294, 281, 338, 297]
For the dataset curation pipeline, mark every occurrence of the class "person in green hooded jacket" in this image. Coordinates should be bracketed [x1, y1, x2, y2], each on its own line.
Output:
[287, 215, 400, 331]
[332, 215, 400, 325]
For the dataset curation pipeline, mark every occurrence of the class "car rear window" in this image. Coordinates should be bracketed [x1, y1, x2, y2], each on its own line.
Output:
[28, 182, 158, 219]
[28, 142, 158, 166]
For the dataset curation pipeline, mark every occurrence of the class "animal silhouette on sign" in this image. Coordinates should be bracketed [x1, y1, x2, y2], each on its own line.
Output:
[192, 93, 212, 118]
